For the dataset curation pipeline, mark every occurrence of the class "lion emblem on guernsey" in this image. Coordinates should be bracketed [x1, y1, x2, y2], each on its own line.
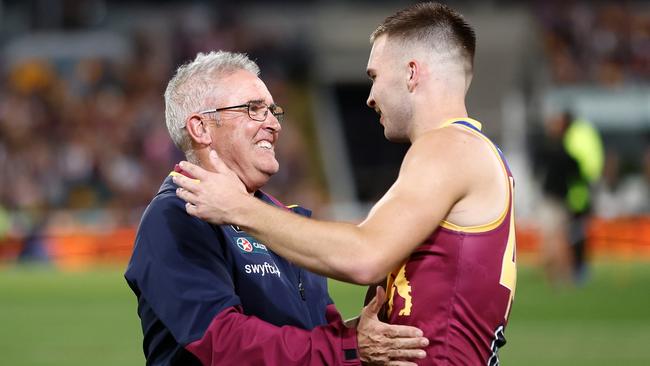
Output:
[387, 264, 412, 316]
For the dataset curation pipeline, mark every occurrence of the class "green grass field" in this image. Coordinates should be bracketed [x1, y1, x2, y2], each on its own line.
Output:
[1, 261, 649, 365]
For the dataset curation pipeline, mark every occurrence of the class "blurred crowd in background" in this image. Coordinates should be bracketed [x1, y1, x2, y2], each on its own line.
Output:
[0, 0, 648, 276]
[0, 2, 325, 243]
[539, 1, 649, 86]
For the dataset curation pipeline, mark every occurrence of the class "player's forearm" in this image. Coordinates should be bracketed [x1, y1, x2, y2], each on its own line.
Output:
[231, 197, 391, 284]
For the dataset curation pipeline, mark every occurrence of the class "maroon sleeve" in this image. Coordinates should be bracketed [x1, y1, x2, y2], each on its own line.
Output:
[185, 304, 361, 365]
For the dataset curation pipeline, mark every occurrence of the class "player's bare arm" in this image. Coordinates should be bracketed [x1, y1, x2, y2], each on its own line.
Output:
[174, 127, 483, 284]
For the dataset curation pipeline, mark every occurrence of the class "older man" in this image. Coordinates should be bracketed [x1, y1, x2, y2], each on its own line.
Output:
[174, 3, 517, 365]
[125, 51, 427, 365]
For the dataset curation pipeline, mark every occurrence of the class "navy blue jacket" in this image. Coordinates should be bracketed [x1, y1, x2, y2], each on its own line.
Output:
[125, 173, 359, 365]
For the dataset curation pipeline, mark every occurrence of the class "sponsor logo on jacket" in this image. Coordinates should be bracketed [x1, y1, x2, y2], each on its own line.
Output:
[244, 261, 281, 278]
[235, 237, 269, 254]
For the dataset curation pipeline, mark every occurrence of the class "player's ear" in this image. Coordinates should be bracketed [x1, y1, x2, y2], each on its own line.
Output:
[185, 114, 212, 146]
[406, 60, 419, 92]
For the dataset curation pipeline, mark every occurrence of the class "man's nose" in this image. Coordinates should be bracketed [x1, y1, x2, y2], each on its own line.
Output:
[263, 113, 282, 132]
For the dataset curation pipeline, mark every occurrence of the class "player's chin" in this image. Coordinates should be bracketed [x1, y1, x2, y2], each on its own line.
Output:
[383, 128, 408, 143]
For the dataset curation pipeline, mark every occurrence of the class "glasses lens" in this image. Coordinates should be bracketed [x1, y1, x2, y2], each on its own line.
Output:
[248, 102, 268, 121]
[270, 104, 284, 123]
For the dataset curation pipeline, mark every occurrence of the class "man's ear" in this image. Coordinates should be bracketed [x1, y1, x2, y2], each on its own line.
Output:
[185, 115, 213, 145]
[406, 60, 419, 92]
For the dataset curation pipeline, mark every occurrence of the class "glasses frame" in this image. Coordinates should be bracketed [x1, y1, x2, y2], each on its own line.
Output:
[198, 101, 284, 123]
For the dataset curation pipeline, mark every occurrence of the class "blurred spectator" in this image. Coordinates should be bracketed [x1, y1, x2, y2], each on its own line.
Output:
[563, 114, 604, 283]
[534, 111, 605, 285]
[534, 112, 579, 286]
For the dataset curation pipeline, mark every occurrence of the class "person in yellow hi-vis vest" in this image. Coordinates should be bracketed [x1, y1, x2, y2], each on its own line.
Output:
[563, 114, 604, 283]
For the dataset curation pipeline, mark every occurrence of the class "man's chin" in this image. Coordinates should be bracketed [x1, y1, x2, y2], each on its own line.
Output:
[259, 162, 280, 178]
[243, 168, 277, 192]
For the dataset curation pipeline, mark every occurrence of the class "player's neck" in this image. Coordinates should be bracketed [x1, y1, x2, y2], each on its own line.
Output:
[410, 103, 468, 141]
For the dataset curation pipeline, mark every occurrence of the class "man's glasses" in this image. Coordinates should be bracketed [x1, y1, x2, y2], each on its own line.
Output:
[198, 101, 284, 123]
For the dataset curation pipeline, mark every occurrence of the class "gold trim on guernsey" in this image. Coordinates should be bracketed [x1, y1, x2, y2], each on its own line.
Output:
[169, 171, 200, 183]
[437, 118, 512, 233]
[286, 204, 299, 209]
[438, 117, 483, 131]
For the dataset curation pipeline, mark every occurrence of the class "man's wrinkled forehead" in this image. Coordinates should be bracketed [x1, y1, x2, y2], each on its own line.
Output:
[217, 70, 273, 104]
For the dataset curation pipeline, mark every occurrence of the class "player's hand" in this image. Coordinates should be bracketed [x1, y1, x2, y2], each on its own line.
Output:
[357, 286, 428, 365]
[173, 150, 249, 224]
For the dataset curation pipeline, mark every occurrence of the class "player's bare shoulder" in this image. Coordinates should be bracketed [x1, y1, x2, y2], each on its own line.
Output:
[426, 124, 509, 227]
[404, 125, 484, 176]
[396, 127, 479, 207]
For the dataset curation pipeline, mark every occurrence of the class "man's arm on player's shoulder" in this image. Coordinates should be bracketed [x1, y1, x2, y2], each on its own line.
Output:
[174, 129, 472, 284]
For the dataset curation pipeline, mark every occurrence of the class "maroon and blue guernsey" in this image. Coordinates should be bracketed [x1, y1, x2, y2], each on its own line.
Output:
[125, 168, 359, 365]
[382, 118, 517, 366]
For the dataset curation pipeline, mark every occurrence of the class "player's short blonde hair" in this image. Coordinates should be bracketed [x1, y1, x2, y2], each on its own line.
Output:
[371, 2, 476, 74]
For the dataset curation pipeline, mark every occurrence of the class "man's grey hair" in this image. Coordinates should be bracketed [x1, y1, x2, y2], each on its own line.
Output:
[164, 51, 260, 162]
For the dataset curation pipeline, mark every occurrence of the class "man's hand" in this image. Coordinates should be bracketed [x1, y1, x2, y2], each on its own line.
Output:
[174, 150, 249, 224]
[357, 287, 428, 365]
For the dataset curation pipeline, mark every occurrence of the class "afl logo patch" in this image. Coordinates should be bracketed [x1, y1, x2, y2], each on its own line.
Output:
[236, 237, 253, 252]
